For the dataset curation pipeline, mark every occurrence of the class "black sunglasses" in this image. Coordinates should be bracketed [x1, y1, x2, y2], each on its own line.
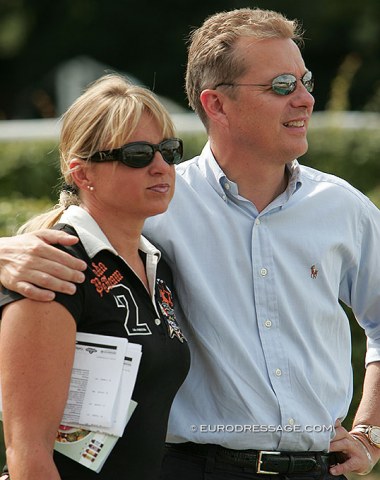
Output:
[215, 71, 314, 96]
[89, 138, 183, 168]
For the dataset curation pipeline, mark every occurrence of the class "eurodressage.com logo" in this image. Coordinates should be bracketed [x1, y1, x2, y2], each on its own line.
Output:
[190, 424, 334, 433]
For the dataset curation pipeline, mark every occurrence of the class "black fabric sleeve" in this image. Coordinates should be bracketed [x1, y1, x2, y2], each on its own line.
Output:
[0, 224, 87, 324]
[0, 287, 24, 309]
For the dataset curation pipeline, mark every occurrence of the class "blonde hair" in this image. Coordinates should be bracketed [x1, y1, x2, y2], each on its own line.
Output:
[185, 7, 304, 127]
[18, 74, 176, 234]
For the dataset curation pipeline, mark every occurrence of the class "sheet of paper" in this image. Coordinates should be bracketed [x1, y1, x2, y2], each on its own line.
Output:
[61, 332, 128, 428]
[0, 332, 142, 472]
[54, 400, 138, 473]
[109, 342, 142, 436]
[70, 342, 142, 437]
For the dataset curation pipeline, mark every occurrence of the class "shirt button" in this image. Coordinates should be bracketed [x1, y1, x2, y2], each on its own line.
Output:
[224, 182, 230, 190]
[255, 218, 261, 225]
[275, 368, 282, 377]
[264, 320, 272, 328]
[260, 268, 268, 276]
[154, 318, 161, 326]
[288, 418, 295, 425]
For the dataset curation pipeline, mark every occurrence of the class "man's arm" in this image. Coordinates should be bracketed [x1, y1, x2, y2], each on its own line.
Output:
[0, 230, 86, 301]
[329, 362, 380, 475]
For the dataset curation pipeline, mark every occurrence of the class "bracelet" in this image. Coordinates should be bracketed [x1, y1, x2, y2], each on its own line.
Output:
[350, 433, 375, 475]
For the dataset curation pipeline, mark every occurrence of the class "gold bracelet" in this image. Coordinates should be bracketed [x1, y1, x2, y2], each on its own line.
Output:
[350, 433, 375, 475]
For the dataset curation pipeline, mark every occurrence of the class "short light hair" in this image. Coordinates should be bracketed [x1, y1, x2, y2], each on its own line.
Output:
[18, 74, 176, 233]
[61, 73, 176, 185]
[185, 8, 304, 126]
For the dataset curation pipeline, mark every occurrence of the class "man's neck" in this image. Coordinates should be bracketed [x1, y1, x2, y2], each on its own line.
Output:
[220, 160, 289, 212]
[210, 141, 290, 212]
[239, 168, 289, 212]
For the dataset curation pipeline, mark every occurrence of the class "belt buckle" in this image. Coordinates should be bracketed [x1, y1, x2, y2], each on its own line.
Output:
[257, 450, 281, 475]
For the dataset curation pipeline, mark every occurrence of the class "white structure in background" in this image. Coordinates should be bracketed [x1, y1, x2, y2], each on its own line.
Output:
[55, 56, 187, 116]
[2, 111, 380, 142]
[0, 55, 206, 141]
[0, 114, 204, 141]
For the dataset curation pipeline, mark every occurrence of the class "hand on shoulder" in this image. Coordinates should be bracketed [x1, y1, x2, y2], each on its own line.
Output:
[0, 229, 86, 301]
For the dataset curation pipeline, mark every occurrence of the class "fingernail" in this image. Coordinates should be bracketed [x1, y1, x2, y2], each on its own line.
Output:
[76, 273, 86, 283]
[66, 284, 77, 294]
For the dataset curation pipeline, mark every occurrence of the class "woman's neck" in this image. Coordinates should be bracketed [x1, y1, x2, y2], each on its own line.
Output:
[84, 206, 150, 291]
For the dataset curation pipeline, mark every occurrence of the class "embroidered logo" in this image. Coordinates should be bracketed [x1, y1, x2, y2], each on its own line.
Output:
[157, 279, 186, 343]
[90, 261, 124, 297]
[310, 264, 319, 279]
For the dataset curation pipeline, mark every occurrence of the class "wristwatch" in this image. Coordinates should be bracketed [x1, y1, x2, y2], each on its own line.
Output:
[352, 425, 380, 449]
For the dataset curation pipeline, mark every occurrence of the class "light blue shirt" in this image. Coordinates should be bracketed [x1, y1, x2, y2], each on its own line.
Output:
[143, 141, 380, 451]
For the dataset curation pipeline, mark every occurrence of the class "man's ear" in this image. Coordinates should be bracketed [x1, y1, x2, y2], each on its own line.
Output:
[200, 89, 229, 128]
[69, 158, 92, 191]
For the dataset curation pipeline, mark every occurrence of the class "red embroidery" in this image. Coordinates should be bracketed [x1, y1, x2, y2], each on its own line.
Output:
[159, 284, 174, 307]
[91, 261, 107, 277]
[157, 279, 185, 343]
[90, 262, 124, 297]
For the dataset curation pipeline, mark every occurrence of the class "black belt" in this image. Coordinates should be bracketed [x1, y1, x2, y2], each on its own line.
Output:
[166, 442, 345, 474]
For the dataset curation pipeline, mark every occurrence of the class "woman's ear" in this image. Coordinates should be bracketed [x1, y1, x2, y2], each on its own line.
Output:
[69, 158, 92, 191]
[200, 89, 229, 128]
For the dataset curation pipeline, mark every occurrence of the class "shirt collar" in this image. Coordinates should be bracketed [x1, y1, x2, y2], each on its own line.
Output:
[286, 160, 302, 195]
[197, 140, 302, 200]
[59, 205, 161, 261]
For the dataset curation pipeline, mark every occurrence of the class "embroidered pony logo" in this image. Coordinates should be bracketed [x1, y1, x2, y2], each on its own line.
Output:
[310, 264, 319, 279]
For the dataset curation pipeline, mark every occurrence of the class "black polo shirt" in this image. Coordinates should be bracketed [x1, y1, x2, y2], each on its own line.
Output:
[0, 209, 190, 480]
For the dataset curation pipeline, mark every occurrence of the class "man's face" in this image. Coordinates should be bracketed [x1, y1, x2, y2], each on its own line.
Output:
[222, 37, 315, 166]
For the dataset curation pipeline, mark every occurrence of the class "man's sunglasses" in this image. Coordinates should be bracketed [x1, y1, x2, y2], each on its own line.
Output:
[215, 71, 314, 96]
[89, 138, 183, 168]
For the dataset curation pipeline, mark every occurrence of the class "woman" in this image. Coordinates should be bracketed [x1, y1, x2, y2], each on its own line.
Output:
[0, 74, 190, 480]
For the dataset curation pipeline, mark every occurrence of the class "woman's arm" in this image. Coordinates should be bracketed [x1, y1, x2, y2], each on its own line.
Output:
[0, 299, 77, 480]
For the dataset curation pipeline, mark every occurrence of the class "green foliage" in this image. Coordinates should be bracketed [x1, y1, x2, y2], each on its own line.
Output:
[182, 132, 208, 161]
[0, 197, 53, 236]
[304, 127, 380, 193]
[0, 140, 61, 199]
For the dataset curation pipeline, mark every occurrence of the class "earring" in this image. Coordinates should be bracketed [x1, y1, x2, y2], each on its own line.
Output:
[87, 185, 94, 191]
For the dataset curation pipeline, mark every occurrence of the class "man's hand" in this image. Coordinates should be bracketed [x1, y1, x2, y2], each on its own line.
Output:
[329, 420, 380, 475]
[0, 230, 87, 301]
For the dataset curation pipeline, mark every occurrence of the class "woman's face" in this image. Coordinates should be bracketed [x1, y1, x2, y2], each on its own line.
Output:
[84, 113, 176, 223]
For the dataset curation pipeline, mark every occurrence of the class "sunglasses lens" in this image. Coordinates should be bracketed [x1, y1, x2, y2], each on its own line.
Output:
[120, 139, 183, 168]
[302, 71, 314, 93]
[272, 74, 296, 96]
[160, 139, 183, 165]
[121, 144, 154, 168]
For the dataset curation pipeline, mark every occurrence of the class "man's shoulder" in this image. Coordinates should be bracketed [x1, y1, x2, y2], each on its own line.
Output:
[300, 164, 361, 192]
[175, 156, 202, 177]
[299, 164, 377, 210]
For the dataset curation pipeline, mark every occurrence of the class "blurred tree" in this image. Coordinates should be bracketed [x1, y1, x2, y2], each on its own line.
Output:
[0, 0, 379, 118]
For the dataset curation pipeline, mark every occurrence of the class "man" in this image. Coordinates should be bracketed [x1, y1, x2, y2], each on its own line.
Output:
[1, 8, 380, 480]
